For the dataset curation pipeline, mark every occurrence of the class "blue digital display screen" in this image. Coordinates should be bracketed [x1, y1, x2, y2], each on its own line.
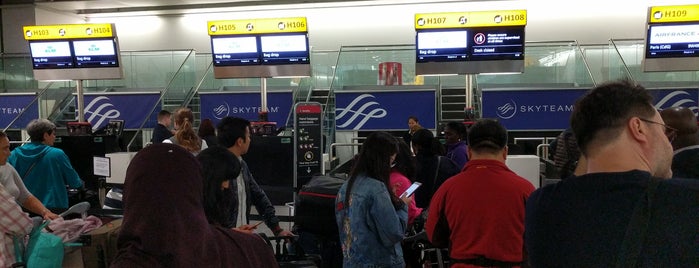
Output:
[73, 38, 119, 68]
[29, 41, 74, 69]
[211, 35, 261, 66]
[29, 38, 121, 69]
[260, 33, 310, 65]
[416, 26, 525, 63]
[646, 22, 699, 58]
[416, 30, 468, 62]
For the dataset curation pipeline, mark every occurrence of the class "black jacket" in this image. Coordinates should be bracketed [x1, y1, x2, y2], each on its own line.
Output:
[414, 153, 460, 209]
[227, 159, 281, 232]
[151, 123, 172, 144]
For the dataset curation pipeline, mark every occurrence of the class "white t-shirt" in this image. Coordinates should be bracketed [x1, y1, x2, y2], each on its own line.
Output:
[236, 156, 247, 226]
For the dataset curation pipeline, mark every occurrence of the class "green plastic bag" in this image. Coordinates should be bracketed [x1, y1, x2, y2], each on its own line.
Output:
[25, 221, 64, 268]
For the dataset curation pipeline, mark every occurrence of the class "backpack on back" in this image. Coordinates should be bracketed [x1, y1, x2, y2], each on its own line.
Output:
[554, 129, 581, 179]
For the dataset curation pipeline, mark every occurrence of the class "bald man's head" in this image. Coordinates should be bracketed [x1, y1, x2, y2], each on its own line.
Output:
[661, 107, 697, 134]
[660, 107, 698, 149]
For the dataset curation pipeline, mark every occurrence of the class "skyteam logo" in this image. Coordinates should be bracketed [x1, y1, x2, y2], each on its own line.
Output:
[653, 90, 699, 115]
[84, 96, 120, 130]
[199, 92, 293, 126]
[336, 94, 388, 130]
[496, 99, 517, 119]
[212, 102, 230, 120]
[0, 94, 37, 129]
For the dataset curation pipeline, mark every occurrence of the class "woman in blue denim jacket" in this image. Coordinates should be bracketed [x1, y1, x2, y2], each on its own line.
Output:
[335, 132, 413, 268]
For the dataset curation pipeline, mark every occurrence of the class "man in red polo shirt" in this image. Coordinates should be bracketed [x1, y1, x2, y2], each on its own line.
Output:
[425, 118, 534, 267]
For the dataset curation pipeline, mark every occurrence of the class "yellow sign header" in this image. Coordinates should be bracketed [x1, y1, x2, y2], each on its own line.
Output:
[415, 10, 526, 29]
[649, 4, 699, 23]
[23, 23, 115, 40]
[208, 17, 307, 35]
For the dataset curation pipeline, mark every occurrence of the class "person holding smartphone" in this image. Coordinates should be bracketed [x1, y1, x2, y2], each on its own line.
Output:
[216, 117, 293, 237]
[335, 132, 412, 268]
[389, 140, 424, 268]
[390, 140, 422, 226]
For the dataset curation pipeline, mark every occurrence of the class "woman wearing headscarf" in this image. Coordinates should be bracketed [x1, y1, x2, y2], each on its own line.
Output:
[112, 143, 277, 268]
[335, 132, 412, 268]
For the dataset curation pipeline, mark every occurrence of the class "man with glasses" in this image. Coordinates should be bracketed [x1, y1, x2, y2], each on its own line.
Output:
[525, 80, 699, 267]
[660, 106, 699, 179]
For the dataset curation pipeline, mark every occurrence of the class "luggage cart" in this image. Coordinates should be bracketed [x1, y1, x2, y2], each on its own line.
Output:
[12, 202, 92, 268]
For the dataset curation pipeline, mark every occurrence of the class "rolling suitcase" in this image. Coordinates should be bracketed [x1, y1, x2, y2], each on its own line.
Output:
[259, 234, 320, 268]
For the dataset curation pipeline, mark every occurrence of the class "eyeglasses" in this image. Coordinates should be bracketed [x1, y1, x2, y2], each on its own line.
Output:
[638, 118, 678, 142]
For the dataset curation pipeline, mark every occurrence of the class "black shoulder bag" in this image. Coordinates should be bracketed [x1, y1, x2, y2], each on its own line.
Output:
[615, 178, 661, 268]
[22, 151, 47, 178]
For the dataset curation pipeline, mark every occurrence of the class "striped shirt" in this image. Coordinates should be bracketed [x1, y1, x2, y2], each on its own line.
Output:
[0, 183, 32, 267]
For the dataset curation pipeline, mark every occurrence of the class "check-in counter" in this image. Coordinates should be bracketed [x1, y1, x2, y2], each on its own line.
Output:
[54, 135, 120, 191]
[105, 152, 137, 184]
[506, 155, 540, 188]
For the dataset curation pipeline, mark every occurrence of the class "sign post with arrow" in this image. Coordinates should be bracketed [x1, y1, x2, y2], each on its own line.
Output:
[293, 102, 323, 189]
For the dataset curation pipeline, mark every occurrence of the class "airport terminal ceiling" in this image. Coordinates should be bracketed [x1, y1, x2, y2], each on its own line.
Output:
[3, 0, 697, 54]
[1, 0, 498, 15]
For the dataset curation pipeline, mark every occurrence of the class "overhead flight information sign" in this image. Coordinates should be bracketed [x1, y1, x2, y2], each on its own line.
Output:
[24, 24, 115, 40]
[646, 4, 699, 58]
[208, 17, 311, 78]
[22, 23, 122, 80]
[208, 17, 307, 35]
[415, 10, 527, 29]
[649, 4, 699, 23]
[415, 10, 526, 74]
[644, 4, 699, 71]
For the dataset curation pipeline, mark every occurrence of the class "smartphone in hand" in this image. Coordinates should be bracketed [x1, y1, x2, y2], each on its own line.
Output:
[400, 182, 422, 198]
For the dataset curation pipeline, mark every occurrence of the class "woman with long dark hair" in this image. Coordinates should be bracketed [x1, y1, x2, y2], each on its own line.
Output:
[197, 146, 241, 227]
[198, 118, 219, 148]
[335, 131, 412, 268]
